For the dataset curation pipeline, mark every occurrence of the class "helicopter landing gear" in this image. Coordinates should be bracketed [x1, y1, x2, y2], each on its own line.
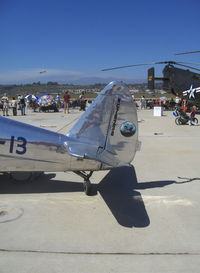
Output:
[73, 171, 93, 195]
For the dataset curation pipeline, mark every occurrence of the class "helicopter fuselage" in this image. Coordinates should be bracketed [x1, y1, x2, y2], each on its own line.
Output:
[162, 65, 200, 100]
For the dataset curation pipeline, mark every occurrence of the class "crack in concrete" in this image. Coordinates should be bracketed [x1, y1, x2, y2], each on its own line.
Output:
[0, 249, 199, 256]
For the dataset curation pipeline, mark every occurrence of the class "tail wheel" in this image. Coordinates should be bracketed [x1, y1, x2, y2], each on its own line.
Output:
[83, 180, 92, 196]
[73, 171, 93, 196]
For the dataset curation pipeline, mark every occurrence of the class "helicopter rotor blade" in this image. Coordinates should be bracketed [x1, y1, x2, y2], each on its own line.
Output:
[102, 61, 200, 72]
[175, 50, 200, 55]
[154, 61, 177, 65]
[154, 61, 200, 66]
[102, 61, 183, 71]
[101, 63, 159, 71]
[158, 61, 200, 71]
[177, 61, 200, 66]
[172, 62, 200, 72]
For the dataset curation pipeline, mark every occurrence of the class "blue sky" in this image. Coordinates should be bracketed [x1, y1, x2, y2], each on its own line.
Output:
[0, 0, 200, 84]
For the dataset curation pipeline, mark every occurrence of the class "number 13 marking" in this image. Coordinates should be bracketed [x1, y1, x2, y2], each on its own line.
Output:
[10, 136, 27, 155]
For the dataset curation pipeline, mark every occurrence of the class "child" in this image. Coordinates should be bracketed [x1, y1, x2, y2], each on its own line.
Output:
[189, 106, 197, 126]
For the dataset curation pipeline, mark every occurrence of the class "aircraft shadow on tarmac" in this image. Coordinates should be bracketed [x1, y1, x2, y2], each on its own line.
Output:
[97, 166, 175, 228]
[0, 167, 175, 228]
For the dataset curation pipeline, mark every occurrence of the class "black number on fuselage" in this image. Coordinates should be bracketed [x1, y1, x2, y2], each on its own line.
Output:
[16, 137, 27, 155]
[9, 136, 27, 155]
[9, 136, 15, 153]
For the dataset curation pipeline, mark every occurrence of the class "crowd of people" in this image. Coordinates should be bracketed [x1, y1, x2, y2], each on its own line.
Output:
[0, 91, 88, 116]
[138, 95, 177, 110]
[0, 94, 27, 116]
[138, 95, 198, 126]
[1, 92, 198, 124]
[138, 95, 198, 112]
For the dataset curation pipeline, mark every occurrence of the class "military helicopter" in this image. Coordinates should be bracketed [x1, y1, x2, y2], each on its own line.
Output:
[102, 60, 200, 101]
[0, 81, 139, 195]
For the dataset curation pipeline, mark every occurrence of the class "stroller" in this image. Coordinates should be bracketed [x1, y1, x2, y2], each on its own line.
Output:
[173, 108, 198, 125]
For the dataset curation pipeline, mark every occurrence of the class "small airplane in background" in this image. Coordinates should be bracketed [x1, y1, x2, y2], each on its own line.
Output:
[0, 81, 139, 195]
[39, 70, 47, 74]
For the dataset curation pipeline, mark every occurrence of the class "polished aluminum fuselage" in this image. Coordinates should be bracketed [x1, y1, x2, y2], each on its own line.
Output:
[0, 81, 138, 173]
[0, 117, 102, 172]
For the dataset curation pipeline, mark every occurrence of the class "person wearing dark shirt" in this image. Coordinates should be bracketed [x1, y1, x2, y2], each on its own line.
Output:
[20, 96, 26, 115]
[79, 92, 86, 111]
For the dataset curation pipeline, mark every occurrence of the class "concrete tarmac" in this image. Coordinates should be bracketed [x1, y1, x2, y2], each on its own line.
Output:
[0, 107, 200, 273]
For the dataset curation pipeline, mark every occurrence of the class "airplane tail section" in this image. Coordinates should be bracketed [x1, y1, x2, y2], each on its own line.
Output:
[67, 81, 139, 167]
[148, 67, 155, 90]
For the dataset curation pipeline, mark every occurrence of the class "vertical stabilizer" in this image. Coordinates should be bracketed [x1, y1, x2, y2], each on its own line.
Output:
[67, 81, 138, 167]
[148, 67, 155, 90]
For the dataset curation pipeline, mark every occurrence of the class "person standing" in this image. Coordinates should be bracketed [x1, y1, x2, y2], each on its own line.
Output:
[181, 99, 187, 112]
[140, 96, 146, 109]
[79, 92, 86, 111]
[17, 94, 22, 111]
[55, 93, 61, 109]
[1, 93, 9, 116]
[20, 95, 26, 115]
[63, 91, 71, 114]
[11, 97, 18, 116]
[175, 96, 181, 106]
